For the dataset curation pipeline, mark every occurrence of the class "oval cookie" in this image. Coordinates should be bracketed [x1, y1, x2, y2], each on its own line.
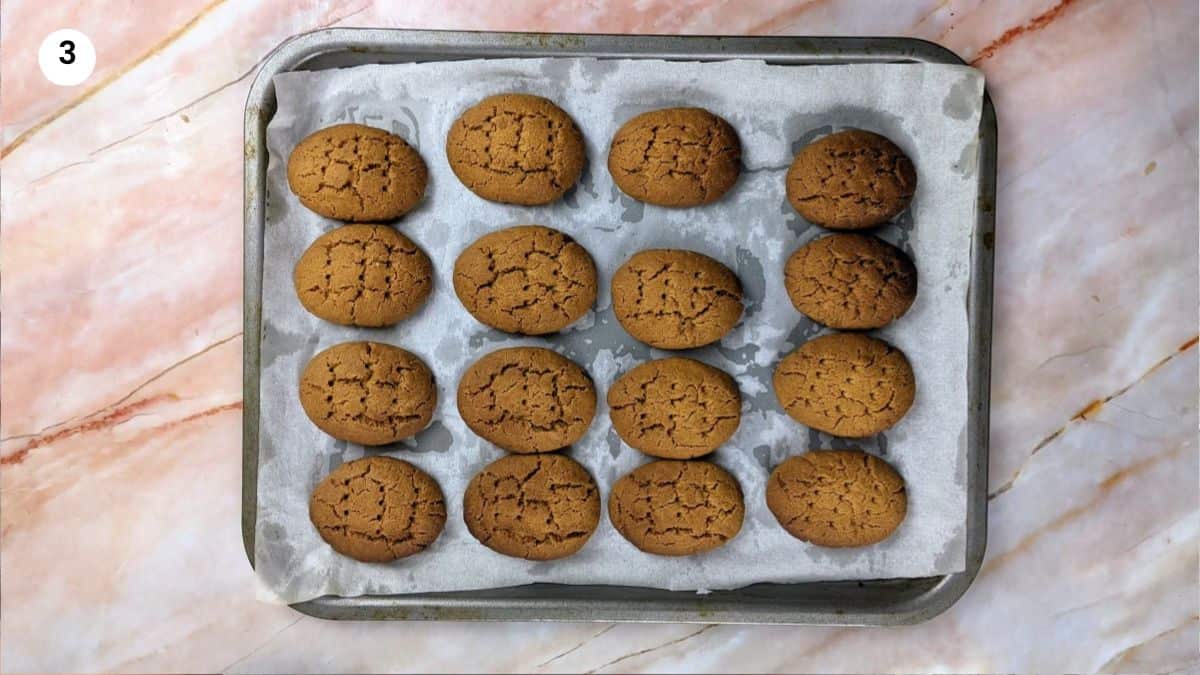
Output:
[786, 129, 916, 230]
[299, 341, 436, 445]
[446, 93, 586, 205]
[608, 357, 741, 459]
[453, 225, 597, 335]
[611, 249, 743, 349]
[608, 107, 741, 207]
[309, 456, 446, 562]
[458, 347, 596, 453]
[773, 333, 914, 437]
[294, 224, 433, 327]
[287, 123, 428, 222]
[767, 450, 906, 547]
[609, 460, 744, 556]
[463, 454, 600, 560]
[784, 233, 917, 329]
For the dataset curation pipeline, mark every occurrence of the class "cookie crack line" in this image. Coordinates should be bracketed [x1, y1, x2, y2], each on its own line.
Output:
[609, 360, 742, 457]
[784, 235, 916, 328]
[613, 251, 743, 349]
[309, 458, 446, 562]
[767, 451, 906, 547]
[299, 343, 435, 445]
[786, 130, 915, 229]
[774, 335, 914, 437]
[458, 348, 596, 453]
[288, 124, 427, 221]
[447, 95, 584, 204]
[295, 225, 432, 327]
[609, 462, 745, 554]
[608, 108, 741, 206]
[454, 226, 597, 335]
[464, 455, 600, 559]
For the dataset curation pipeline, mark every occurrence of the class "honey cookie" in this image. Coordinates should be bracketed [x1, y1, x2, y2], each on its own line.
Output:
[458, 347, 596, 453]
[608, 107, 741, 207]
[608, 357, 741, 459]
[609, 460, 744, 556]
[773, 333, 914, 437]
[611, 249, 743, 349]
[309, 456, 446, 562]
[453, 225, 597, 335]
[287, 123, 428, 222]
[294, 224, 433, 327]
[767, 450, 906, 547]
[299, 341, 436, 445]
[445, 93, 586, 205]
[784, 233, 917, 329]
[786, 129, 916, 230]
[463, 453, 600, 560]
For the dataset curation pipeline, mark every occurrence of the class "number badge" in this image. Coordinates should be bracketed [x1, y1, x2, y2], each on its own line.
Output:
[39, 29, 95, 86]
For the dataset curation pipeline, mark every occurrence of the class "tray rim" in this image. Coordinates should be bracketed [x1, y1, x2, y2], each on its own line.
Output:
[243, 27, 995, 626]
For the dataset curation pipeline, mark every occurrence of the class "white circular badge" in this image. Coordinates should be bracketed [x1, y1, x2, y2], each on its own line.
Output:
[38, 29, 96, 86]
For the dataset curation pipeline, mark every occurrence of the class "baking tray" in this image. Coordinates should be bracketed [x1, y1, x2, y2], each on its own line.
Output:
[242, 28, 996, 625]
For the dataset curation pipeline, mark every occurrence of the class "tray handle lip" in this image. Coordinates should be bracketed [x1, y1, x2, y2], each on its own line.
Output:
[241, 28, 993, 625]
[243, 27, 975, 69]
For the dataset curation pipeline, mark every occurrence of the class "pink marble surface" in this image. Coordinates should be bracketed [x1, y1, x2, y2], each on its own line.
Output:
[1, 0, 1196, 672]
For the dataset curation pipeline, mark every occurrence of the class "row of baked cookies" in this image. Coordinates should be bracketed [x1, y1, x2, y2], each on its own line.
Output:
[311, 449, 905, 563]
[288, 94, 916, 222]
[296, 222, 746, 347]
[298, 342, 735, 458]
[284, 95, 727, 218]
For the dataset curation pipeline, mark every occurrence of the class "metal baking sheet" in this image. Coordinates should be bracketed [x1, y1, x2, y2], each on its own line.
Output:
[243, 28, 995, 625]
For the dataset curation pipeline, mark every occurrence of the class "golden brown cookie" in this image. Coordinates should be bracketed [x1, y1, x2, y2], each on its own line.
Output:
[287, 123, 428, 222]
[609, 460, 744, 556]
[453, 225, 597, 335]
[611, 249, 743, 349]
[783, 233, 917, 329]
[766, 450, 906, 547]
[445, 93, 585, 205]
[293, 224, 433, 327]
[299, 342, 437, 445]
[458, 347, 596, 453]
[608, 107, 741, 207]
[309, 456, 446, 562]
[463, 453, 600, 560]
[786, 129, 917, 230]
[773, 333, 914, 437]
[607, 357, 741, 459]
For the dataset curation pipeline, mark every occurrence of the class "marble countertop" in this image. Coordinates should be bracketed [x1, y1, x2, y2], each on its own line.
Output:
[1, 0, 1196, 672]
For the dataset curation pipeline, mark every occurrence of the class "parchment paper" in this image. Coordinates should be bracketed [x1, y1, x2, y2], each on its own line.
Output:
[255, 58, 984, 603]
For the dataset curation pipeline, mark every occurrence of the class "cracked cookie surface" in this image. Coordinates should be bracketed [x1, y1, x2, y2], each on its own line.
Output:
[608, 107, 741, 207]
[609, 460, 744, 556]
[463, 453, 600, 560]
[453, 225, 597, 335]
[458, 347, 596, 454]
[784, 233, 917, 329]
[786, 129, 916, 230]
[446, 93, 585, 205]
[294, 224, 433, 327]
[773, 333, 914, 437]
[309, 456, 446, 562]
[766, 450, 906, 547]
[299, 341, 437, 445]
[608, 357, 741, 459]
[287, 123, 428, 222]
[611, 249, 743, 349]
